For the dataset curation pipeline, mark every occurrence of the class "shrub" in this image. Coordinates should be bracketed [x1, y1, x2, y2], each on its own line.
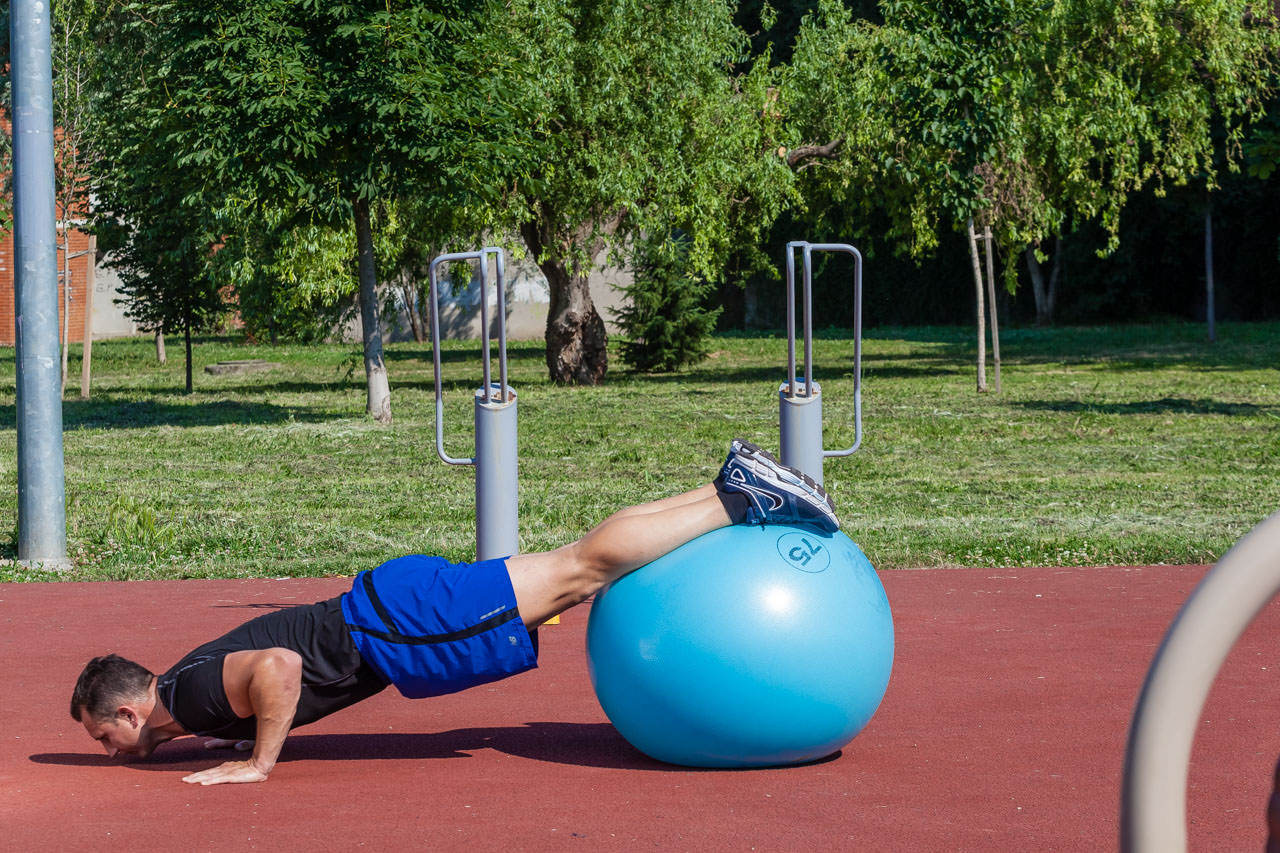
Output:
[613, 236, 723, 372]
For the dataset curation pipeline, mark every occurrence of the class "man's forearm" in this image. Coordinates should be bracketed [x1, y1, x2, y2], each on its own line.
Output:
[246, 696, 295, 776]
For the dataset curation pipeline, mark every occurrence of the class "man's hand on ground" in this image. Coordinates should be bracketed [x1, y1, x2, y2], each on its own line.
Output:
[182, 760, 269, 785]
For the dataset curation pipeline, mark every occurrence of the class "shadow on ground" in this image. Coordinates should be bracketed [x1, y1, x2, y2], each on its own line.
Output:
[1012, 397, 1274, 417]
[33, 723, 842, 774]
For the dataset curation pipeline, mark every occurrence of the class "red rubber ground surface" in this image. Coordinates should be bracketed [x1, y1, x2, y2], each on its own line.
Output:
[4, 565, 1278, 851]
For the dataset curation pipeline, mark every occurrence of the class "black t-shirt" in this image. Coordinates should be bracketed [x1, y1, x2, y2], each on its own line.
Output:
[156, 596, 389, 740]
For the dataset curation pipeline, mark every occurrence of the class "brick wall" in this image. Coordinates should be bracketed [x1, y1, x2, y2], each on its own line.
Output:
[0, 226, 95, 348]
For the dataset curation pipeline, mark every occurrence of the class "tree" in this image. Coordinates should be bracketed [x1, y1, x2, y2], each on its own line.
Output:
[83, 2, 228, 392]
[97, 203, 224, 393]
[1024, 237, 1062, 326]
[496, 0, 799, 384]
[211, 202, 357, 344]
[96, 0, 526, 422]
[783, 0, 1279, 362]
[50, 0, 102, 394]
[211, 195, 479, 347]
[612, 234, 723, 373]
[370, 196, 490, 345]
[1245, 110, 1280, 181]
[1009, 0, 1277, 332]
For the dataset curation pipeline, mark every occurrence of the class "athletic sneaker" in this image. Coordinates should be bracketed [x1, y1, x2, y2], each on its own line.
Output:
[715, 438, 839, 532]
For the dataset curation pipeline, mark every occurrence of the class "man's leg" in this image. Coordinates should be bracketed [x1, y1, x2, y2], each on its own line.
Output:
[590, 482, 723, 521]
[506, 439, 838, 629]
[506, 484, 737, 629]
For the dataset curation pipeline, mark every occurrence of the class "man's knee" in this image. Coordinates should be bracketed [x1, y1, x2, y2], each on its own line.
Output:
[507, 548, 598, 625]
[540, 543, 606, 603]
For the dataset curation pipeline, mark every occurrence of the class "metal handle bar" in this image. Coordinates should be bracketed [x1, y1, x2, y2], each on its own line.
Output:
[428, 247, 510, 467]
[1121, 508, 1280, 852]
[784, 241, 863, 458]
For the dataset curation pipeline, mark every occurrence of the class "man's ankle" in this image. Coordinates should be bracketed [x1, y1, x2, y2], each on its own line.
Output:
[716, 489, 752, 525]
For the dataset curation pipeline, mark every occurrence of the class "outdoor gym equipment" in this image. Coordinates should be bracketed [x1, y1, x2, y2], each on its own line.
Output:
[1121, 508, 1280, 852]
[429, 248, 518, 562]
[586, 523, 894, 767]
[779, 241, 864, 487]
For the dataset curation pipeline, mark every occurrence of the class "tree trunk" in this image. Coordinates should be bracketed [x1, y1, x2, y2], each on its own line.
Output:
[966, 218, 988, 393]
[1026, 246, 1049, 326]
[60, 227, 71, 395]
[183, 308, 194, 394]
[1048, 239, 1061, 320]
[1205, 199, 1216, 343]
[519, 211, 608, 385]
[1025, 236, 1063, 327]
[402, 275, 426, 343]
[79, 235, 95, 399]
[744, 277, 762, 329]
[353, 198, 392, 424]
[983, 225, 1001, 394]
[543, 265, 607, 385]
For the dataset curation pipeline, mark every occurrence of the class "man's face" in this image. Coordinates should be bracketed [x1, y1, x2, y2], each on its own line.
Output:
[79, 708, 151, 759]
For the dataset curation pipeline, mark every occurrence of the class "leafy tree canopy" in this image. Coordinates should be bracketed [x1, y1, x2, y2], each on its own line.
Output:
[496, 0, 802, 383]
[90, 0, 535, 418]
[783, 0, 1280, 267]
[121, 0, 524, 220]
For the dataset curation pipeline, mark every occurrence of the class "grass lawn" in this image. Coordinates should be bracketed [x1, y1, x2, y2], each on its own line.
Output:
[1, 322, 1278, 581]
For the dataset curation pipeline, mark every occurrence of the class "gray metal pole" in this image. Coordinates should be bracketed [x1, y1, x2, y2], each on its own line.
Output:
[11, 0, 69, 569]
[473, 382, 518, 560]
[1121, 509, 1280, 853]
[429, 248, 518, 561]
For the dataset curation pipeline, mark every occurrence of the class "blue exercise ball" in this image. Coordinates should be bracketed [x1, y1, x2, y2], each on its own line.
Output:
[586, 524, 894, 768]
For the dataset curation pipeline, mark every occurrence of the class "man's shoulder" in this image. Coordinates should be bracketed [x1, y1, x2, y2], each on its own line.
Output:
[159, 652, 223, 685]
[156, 652, 238, 735]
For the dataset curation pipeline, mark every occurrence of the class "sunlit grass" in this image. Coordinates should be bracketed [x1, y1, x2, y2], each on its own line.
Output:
[1, 321, 1277, 580]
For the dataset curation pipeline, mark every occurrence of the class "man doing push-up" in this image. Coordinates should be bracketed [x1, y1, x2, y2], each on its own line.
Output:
[71, 439, 837, 785]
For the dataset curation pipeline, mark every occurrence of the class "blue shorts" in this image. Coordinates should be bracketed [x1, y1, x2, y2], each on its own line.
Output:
[340, 555, 538, 699]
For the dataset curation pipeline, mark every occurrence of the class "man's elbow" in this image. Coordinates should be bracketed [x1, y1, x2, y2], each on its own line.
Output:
[255, 648, 303, 694]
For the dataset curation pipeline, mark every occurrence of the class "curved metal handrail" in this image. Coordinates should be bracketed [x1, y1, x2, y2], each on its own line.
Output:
[428, 247, 510, 467]
[1121, 509, 1280, 852]
[783, 241, 863, 458]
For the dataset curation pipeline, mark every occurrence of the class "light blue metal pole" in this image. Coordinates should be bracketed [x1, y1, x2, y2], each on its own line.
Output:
[11, 0, 69, 569]
[778, 241, 863, 487]
[429, 248, 518, 561]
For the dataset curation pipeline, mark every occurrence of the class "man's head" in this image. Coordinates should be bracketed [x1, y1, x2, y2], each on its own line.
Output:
[71, 655, 156, 758]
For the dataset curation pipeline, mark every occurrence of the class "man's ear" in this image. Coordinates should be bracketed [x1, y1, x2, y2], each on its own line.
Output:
[116, 705, 142, 728]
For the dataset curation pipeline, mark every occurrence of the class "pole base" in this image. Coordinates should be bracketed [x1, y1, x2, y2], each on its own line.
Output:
[16, 557, 72, 572]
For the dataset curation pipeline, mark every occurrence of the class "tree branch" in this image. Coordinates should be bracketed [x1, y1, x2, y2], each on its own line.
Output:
[784, 137, 845, 169]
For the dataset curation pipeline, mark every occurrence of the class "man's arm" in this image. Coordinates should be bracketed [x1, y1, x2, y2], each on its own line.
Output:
[181, 648, 302, 785]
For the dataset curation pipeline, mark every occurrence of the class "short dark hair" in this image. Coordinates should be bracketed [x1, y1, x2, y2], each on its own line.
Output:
[70, 655, 155, 722]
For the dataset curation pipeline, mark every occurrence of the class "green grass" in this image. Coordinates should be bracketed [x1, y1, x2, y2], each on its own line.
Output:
[2, 322, 1278, 581]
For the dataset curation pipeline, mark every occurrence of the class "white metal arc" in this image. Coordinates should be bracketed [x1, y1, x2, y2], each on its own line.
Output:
[1121, 509, 1280, 852]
